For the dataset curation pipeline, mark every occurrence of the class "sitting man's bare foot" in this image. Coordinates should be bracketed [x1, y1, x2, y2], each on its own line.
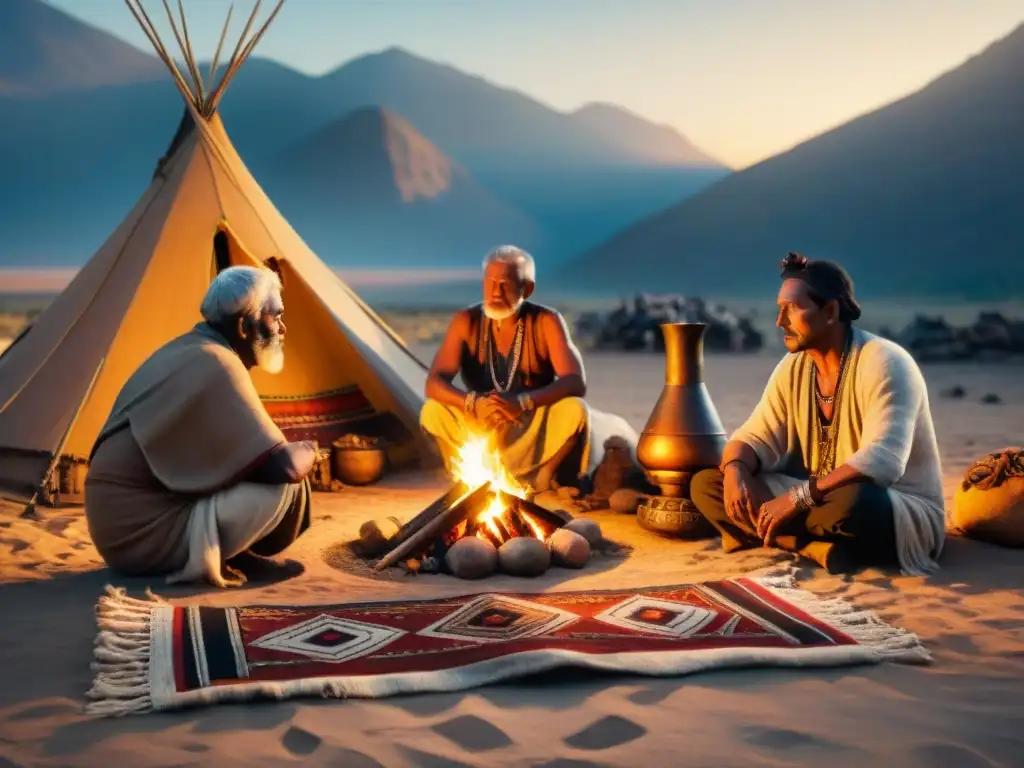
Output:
[225, 551, 305, 583]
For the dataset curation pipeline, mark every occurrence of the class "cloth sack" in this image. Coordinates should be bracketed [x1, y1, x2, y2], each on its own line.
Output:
[951, 447, 1024, 547]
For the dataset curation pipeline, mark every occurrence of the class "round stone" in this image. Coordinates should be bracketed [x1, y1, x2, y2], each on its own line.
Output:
[357, 517, 401, 556]
[445, 536, 498, 579]
[564, 518, 602, 547]
[497, 537, 551, 577]
[547, 528, 591, 568]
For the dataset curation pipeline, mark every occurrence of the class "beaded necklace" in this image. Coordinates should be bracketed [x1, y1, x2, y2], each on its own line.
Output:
[484, 317, 524, 393]
[810, 329, 852, 477]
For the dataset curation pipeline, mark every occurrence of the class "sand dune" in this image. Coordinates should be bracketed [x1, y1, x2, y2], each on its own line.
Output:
[1, 350, 1023, 767]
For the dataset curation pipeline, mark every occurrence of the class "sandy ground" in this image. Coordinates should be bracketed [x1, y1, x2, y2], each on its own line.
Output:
[2, 349, 1024, 767]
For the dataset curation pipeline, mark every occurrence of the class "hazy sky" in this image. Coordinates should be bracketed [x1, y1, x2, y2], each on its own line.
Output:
[50, 0, 1023, 169]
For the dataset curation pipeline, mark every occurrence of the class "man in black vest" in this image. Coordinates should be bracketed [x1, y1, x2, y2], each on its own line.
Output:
[420, 245, 593, 492]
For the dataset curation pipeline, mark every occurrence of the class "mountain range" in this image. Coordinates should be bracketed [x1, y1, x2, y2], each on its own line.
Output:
[1, 0, 1021, 300]
[566, 22, 1024, 300]
[0, 0, 726, 276]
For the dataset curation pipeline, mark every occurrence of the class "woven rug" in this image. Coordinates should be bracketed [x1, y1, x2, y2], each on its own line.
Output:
[87, 573, 929, 716]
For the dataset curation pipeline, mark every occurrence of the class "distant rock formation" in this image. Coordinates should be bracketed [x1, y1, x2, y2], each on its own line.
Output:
[574, 294, 763, 353]
[881, 312, 1024, 361]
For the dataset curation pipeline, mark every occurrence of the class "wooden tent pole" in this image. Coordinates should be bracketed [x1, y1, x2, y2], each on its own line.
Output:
[204, 0, 264, 111]
[123, 0, 197, 106]
[208, 0, 286, 114]
[163, 0, 207, 110]
[206, 4, 236, 107]
[21, 358, 106, 519]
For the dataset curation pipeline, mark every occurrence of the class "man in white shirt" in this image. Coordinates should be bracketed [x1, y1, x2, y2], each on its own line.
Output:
[690, 253, 945, 575]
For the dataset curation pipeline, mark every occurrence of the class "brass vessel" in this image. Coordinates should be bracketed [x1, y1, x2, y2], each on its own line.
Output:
[636, 322, 726, 537]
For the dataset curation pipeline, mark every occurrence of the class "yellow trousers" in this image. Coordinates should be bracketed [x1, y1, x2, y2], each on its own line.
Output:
[419, 396, 592, 490]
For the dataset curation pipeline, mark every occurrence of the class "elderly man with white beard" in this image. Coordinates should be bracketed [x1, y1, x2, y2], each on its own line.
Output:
[84, 266, 316, 587]
[420, 245, 637, 492]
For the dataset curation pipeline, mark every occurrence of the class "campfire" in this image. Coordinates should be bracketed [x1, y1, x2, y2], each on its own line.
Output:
[359, 433, 601, 578]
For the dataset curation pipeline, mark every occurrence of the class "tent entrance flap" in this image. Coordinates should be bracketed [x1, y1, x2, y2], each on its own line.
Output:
[0, 449, 51, 502]
[249, 258, 420, 462]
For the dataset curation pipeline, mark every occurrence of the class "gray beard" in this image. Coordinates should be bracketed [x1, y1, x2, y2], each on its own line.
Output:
[483, 298, 523, 323]
[254, 334, 285, 374]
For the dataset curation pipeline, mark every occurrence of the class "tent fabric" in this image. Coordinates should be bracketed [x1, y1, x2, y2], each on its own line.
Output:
[0, 105, 431, 502]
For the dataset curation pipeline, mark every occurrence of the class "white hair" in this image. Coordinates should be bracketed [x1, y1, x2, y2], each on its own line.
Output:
[200, 265, 282, 326]
[482, 245, 536, 284]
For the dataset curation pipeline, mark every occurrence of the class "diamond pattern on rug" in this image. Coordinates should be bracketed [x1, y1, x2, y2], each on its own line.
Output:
[249, 614, 406, 662]
[594, 595, 717, 638]
[417, 594, 580, 643]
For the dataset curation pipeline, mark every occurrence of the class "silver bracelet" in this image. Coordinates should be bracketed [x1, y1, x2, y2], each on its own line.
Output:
[804, 481, 816, 507]
[800, 481, 813, 509]
[788, 487, 804, 510]
[789, 481, 814, 511]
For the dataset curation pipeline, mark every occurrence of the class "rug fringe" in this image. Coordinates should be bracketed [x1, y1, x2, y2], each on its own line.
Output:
[84, 586, 160, 716]
[754, 571, 932, 664]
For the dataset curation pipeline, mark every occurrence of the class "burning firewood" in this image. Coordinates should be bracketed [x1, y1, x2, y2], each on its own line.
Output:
[387, 483, 473, 552]
[373, 481, 493, 571]
[368, 433, 601, 578]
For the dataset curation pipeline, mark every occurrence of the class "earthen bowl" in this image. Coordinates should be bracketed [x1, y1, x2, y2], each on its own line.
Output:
[332, 444, 387, 486]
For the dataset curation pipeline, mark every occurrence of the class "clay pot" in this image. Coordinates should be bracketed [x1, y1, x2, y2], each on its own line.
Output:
[333, 446, 387, 485]
[636, 322, 727, 498]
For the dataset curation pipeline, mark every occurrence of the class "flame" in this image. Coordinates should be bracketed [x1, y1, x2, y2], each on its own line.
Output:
[450, 432, 544, 540]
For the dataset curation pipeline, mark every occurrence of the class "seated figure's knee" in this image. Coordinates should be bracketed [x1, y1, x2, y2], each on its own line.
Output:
[689, 468, 725, 516]
[419, 397, 450, 434]
[822, 481, 888, 513]
[690, 467, 723, 497]
[551, 396, 589, 429]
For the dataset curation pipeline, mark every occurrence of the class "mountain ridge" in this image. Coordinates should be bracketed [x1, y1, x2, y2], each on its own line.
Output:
[565, 21, 1024, 299]
[0, 0, 165, 95]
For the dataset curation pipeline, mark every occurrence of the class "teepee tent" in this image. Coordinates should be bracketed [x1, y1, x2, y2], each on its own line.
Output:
[0, 0, 431, 506]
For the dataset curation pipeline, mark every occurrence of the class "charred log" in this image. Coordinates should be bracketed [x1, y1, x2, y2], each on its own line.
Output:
[374, 482, 492, 570]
